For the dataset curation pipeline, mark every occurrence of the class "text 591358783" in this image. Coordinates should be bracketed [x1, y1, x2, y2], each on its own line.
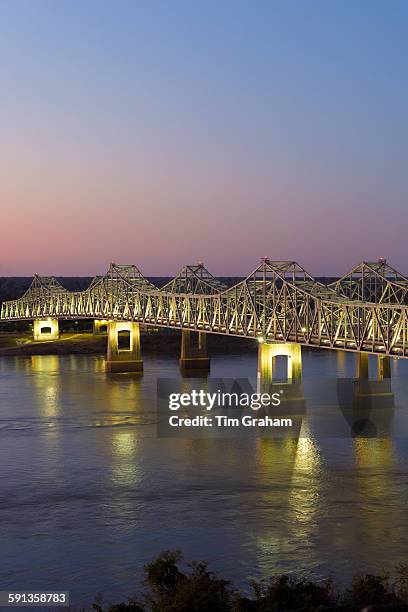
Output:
[0, 592, 69, 607]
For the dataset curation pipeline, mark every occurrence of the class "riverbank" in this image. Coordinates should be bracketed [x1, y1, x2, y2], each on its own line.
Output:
[0, 330, 257, 356]
[0, 332, 106, 355]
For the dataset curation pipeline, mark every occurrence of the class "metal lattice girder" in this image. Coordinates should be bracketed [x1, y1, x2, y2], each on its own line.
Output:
[332, 260, 408, 304]
[23, 275, 66, 298]
[161, 263, 227, 294]
[2, 258, 408, 358]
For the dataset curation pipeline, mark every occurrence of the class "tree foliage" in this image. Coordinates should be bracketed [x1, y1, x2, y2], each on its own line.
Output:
[92, 551, 408, 612]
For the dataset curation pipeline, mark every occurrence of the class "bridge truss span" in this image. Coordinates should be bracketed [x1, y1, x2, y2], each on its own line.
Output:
[331, 260, 408, 304]
[2, 259, 408, 358]
[160, 263, 228, 294]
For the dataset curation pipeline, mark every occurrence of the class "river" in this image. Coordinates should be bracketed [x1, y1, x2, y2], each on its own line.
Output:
[1, 349, 408, 607]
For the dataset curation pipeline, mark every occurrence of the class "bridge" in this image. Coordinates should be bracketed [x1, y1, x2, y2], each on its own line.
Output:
[1, 258, 408, 380]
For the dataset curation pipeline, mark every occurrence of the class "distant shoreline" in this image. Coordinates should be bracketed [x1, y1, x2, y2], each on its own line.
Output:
[0, 330, 257, 357]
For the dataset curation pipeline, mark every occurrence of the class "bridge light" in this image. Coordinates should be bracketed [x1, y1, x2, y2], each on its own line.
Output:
[258, 336, 264, 343]
[301, 327, 307, 332]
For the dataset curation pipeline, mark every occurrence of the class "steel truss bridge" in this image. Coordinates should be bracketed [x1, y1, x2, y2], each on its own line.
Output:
[2, 259, 408, 358]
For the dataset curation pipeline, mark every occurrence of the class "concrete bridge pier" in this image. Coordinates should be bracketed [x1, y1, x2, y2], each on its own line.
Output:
[378, 355, 391, 380]
[355, 353, 369, 379]
[257, 342, 302, 384]
[105, 321, 143, 373]
[33, 319, 59, 341]
[257, 342, 305, 412]
[355, 353, 392, 380]
[93, 319, 109, 335]
[179, 330, 210, 372]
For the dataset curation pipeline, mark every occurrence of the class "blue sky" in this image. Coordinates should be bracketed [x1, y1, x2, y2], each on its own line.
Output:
[0, 0, 407, 275]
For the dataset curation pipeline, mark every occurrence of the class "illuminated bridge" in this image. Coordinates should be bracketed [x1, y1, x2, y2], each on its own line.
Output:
[1, 258, 407, 379]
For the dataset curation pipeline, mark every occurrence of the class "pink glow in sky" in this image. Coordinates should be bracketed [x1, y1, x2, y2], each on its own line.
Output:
[1, 2, 407, 277]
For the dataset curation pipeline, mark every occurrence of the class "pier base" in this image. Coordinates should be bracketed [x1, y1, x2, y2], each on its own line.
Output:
[105, 321, 143, 373]
[179, 330, 210, 372]
[337, 377, 394, 437]
[33, 319, 59, 341]
[351, 353, 393, 412]
[352, 378, 394, 410]
[93, 319, 109, 335]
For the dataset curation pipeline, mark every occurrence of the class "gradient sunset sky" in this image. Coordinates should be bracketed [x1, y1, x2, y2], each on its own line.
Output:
[1, 0, 407, 276]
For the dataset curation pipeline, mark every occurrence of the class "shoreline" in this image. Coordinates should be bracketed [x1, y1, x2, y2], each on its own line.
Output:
[0, 331, 258, 357]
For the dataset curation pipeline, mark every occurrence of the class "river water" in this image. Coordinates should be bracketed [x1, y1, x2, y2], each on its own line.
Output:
[1, 349, 408, 607]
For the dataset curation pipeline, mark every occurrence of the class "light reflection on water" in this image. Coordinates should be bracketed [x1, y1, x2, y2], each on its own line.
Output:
[0, 350, 408, 606]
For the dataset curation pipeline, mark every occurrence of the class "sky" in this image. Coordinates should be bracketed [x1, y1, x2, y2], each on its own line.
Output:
[0, 0, 407, 277]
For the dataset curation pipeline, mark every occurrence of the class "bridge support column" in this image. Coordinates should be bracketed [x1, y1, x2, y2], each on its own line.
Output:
[378, 356, 391, 380]
[355, 353, 369, 379]
[257, 342, 302, 384]
[93, 319, 109, 335]
[179, 330, 210, 372]
[105, 321, 143, 373]
[33, 319, 59, 341]
[257, 342, 305, 412]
